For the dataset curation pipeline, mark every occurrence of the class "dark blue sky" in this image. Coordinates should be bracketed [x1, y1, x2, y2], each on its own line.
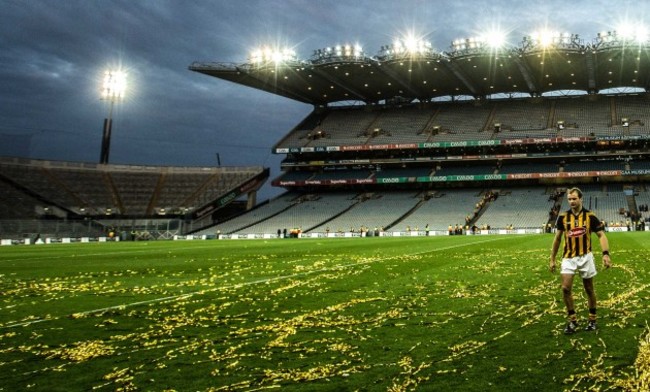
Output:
[0, 0, 647, 199]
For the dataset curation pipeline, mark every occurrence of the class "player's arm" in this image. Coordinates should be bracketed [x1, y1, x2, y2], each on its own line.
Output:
[549, 229, 563, 273]
[595, 230, 612, 269]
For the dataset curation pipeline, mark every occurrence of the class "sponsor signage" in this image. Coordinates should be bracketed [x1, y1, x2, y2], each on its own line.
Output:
[623, 169, 650, 175]
[272, 134, 650, 155]
[277, 169, 625, 187]
[506, 170, 622, 180]
[378, 177, 403, 183]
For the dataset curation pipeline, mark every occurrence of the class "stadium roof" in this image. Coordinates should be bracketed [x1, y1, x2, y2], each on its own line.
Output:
[190, 32, 650, 105]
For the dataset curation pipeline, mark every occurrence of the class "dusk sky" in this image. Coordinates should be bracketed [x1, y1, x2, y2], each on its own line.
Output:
[1, 0, 648, 199]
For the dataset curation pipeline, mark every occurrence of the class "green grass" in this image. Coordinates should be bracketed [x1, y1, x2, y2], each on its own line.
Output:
[1, 233, 649, 391]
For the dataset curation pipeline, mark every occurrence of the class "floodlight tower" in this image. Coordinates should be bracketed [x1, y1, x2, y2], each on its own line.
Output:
[99, 70, 126, 164]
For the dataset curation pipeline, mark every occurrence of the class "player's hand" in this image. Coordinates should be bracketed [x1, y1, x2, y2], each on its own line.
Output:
[603, 255, 612, 269]
[549, 258, 556, 273]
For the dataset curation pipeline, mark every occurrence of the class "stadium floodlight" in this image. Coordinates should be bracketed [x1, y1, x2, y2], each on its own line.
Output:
[480, 29, 508, 49]
[522, 30, 579, 50]
[530, 30, 558, 47]
[595, 26, 649, 47]
[99, 70, 126, 164]
[101, 70, 126, 100]
[249, 46, 297, 65]
[311, 43, 364, 63]
[451, 36, 486, 53]
[379, 35, 433, 59]
[401, 36, 431, 54]
[597, 31, 617, 43]
[616, 24, 649, 43]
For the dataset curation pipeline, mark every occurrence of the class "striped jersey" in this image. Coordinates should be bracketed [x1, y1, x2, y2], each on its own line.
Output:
[555, 208, 605, 258]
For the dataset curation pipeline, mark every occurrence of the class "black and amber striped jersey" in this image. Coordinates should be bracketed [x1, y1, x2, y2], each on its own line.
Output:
[556, 208, 605, 258]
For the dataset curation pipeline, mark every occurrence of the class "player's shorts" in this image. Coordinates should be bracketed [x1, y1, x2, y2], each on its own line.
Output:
[561, 253, 597, 279]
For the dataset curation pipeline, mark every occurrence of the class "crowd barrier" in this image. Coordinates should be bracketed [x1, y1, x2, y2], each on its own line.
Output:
[1, 226, 644, 245]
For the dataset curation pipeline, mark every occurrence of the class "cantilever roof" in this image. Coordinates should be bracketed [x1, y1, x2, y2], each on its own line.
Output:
[189, 41, 650, 105]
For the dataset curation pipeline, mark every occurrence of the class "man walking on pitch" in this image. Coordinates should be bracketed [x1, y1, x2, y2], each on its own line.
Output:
[549, 187, 612, 334]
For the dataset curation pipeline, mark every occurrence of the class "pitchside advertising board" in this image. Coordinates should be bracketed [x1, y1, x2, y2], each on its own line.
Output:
[275, 170, 626, 187]
[273, 136, 605, 154]
[277, 134, 650, 155]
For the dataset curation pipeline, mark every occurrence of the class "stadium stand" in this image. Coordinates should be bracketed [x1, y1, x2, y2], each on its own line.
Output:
[307, 109, 379, 146]
[553, 96, 612, 137]
[0, 177, 41, 219]
[491, 100, 551, 131]
[5, 32, 650, 241]
[223, 192, 359, 235]
[427, 101, 493, 136]
[369, 106, 435, 143]
[476, 187, 557, 230]
[575, 184, 630, 227]
[203, 192, 303, 235]
[635, 184, 650, 224]
[398, 189, 486, 231]
[0, 156, 268, 239]
[272, 94, 650, 152]
[308, 191, 420, 233]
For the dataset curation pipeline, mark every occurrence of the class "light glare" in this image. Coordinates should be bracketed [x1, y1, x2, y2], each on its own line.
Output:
[250, 46, 296, 64]
[617, 24, 649, 42]
[101, 70, 126, 100]
[481, 30, 507, 48]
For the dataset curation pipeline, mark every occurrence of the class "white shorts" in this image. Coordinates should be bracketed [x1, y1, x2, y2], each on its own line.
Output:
[561, 253, 597, 279]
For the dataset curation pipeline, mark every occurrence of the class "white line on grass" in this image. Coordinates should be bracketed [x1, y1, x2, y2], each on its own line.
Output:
[0, 242, 237, 263]
[3, 236, 512, 329]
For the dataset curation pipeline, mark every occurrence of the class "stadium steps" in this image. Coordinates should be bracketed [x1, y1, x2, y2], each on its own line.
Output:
[547, 191, 565, 227]
[362, 112, 383, 144]
[225, 201, 298, 235]
[40, 167, 89, 211]
[147, 172, 166, 216]
[624, 185, 639, 219]
[468, 198, 489, 227]
[383, 195, 427, 231]
[546, 101, 556, 129]
[482, 103, 497, 133]
[0, 171, 74, 217]
[273, 111, 325, 149]
[303, 196, 364, 233]
[103, 172, 125, 215]
[422, 107, 441, 135]
[178, 172, 222, 210]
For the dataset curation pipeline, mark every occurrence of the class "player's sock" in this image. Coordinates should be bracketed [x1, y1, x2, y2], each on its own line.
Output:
[588, 308, 596, 321]
[568, 309, 577, 322]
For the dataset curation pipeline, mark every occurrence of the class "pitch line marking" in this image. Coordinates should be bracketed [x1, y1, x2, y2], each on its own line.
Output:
[2, 236, 512, 329]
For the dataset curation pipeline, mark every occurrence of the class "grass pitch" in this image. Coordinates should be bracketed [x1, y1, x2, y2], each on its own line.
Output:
[1, 233, 649, 391]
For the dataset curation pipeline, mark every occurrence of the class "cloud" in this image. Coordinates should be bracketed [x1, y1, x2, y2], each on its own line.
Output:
[1, 0, 649, 200]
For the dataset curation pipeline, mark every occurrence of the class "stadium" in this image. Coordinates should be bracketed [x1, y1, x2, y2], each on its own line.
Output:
[2, 23, 650, 391]
[2, 28, 650, 242]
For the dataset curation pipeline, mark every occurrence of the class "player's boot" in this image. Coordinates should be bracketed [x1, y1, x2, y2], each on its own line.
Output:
[584, 320, 597, 331]
[563, 320, 579, 335]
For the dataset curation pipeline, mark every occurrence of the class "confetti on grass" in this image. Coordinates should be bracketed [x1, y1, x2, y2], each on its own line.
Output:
[1, 236, 649, 391]
[43, 340, 115, 362]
